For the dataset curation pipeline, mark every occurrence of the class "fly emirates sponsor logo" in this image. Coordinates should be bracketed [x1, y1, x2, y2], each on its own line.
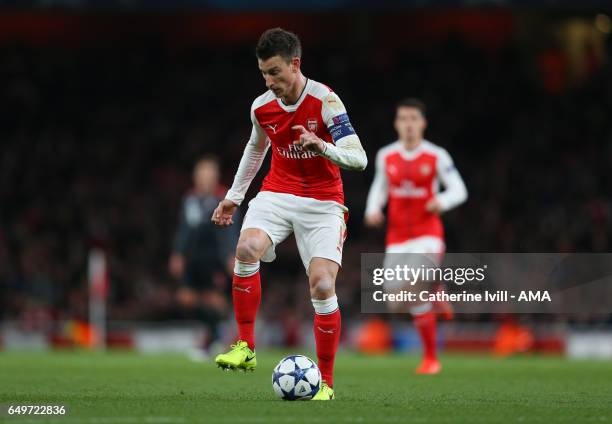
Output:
[276, 144, 319, 160]
[389, 180, 428, 198]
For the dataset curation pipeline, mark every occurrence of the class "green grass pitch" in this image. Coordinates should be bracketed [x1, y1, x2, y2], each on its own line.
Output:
[1, 351, 611, 423]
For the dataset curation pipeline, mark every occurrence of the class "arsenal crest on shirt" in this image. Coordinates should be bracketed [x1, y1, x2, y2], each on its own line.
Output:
[307, 119, 318, 132]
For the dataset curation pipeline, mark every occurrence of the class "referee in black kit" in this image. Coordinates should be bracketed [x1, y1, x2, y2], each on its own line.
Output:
[169, 155, 240, 358]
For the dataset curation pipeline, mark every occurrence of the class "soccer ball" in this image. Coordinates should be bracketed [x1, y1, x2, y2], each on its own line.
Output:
[271, 355, 321, 401]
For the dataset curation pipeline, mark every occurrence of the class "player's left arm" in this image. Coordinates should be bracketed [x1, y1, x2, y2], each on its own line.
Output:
[293, 92, 367, 171]
[427, 148, 468, 214]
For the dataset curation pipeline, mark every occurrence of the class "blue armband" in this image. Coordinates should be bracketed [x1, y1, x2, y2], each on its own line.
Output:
[329, 113, 356, 143]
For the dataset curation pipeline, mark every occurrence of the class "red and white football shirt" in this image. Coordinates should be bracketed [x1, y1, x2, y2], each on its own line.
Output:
[247, 79, 352, 205]
[366, 140, 467, 247]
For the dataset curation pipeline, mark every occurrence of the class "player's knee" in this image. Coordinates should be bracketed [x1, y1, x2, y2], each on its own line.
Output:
[309, 271, 335, 300]
[235, 238, 264, 263]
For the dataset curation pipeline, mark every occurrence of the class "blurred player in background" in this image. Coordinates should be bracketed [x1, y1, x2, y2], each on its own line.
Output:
[169, 156, 239, 358]
[365, 99, 467, 374]
[211, 28, 367, 400]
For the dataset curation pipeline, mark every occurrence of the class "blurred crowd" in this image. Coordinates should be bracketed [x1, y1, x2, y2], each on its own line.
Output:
[1, 32, 612, 327]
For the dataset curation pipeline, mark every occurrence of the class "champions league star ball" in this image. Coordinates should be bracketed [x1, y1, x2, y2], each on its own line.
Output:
[272, 355, 321, 400]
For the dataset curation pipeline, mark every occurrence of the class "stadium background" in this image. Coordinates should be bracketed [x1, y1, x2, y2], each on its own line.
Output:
[1, 2, 612, 357]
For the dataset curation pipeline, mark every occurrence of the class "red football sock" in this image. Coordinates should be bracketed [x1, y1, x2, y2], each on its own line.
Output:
[232, 271, 261, 350]
[413, 311, 437, 361]
[314, 309, 341, 387]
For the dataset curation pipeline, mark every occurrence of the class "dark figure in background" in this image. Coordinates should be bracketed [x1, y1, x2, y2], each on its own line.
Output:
[169, 156, 240, 357]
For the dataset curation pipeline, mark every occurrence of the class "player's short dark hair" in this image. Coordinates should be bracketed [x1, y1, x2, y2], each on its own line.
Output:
[255, 28, 302, 62]
[396, 98, 426, 117]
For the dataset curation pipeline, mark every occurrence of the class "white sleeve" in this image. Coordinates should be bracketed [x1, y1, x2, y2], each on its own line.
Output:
[319, 92, 367, 171]
[435, 148, 467, 212]
[365, 149, 389, 216]
[225, 109, 270, 206]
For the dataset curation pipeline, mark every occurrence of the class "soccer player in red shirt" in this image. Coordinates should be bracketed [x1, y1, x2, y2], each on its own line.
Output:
[365, 98, 467, 374]
[211, 28, 367, 400]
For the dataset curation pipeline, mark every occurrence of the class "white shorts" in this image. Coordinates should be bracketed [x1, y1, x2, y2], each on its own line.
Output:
[383, 236, 446, 291]
[385, 236, 446, 263]
[241, 191, 348, 273]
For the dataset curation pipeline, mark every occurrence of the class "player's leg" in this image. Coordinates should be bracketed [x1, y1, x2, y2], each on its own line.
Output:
[386, 279, 440, 374]
[176, 265, 225, 360]
[215, 228, 270, 370]
[216, 192, 293, 371]
[387, 237, 445, 375]
[412, 305, 440, 375]
[232, 228, 271, 350]
[292, 199, 347, 400]
[309, 257, 341, 399]
[414, 239, 446, 374]
[432, 250, 454, 321]
[187, 289, 225, 361]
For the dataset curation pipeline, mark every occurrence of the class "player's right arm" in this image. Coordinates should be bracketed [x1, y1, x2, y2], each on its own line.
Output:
[212, 106, 270, 227]
[425, 147, 467, 214]
[364, 148, 389, 228]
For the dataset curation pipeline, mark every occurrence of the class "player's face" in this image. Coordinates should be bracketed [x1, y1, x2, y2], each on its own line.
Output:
[194, 161, 219, 194]
[394, 107, 427, 142]
[258, 55, 300, 100]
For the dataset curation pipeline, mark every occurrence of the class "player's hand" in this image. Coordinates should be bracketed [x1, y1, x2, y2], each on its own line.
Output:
[202, 289, 228, 313]
[168, 253, 185, 279]
[425, 198, 443, 214]
[364, 211, 385, 228]
[211, 199, 238, 226]
[176, 286, 197, 308]
[292, 125, 325, 153]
